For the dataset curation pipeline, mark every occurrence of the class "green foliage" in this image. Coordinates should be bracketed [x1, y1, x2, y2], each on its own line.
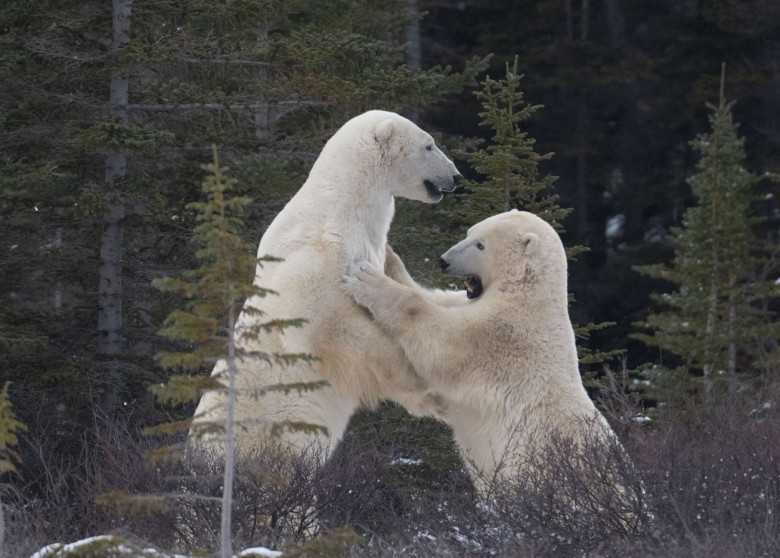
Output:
[575, 322, 624, 365]
[458, 56, 569, 229]
[151, 146, 270, 373]
[392, 56, 573, 289]
[447, 56, 617, 365]
[0, 382, 26, 475]
[73, 120, 175, 153]
[634, 71, 780, 401]
[99, 148, 324, 556]
[346, 402, 466, 495]
[147, 145, 321, 451]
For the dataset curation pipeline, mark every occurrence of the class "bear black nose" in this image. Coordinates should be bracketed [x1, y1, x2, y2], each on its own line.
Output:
[452, 174, 462, 186]
[439, 257, 450, 271]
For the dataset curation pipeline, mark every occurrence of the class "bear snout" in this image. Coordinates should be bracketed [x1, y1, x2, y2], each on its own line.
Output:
[440, 257, 450, 271]
[436, 174, 458, 193]
[453, 174, 462, 187]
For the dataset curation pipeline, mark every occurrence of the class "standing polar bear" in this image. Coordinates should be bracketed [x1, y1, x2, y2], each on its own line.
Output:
[192, 110, 460, 457]
[346, 210, 621, 487]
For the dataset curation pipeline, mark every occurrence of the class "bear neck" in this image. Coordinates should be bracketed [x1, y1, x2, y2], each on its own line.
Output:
[492, 260, 568, 309]
[308, 158, 396, 268]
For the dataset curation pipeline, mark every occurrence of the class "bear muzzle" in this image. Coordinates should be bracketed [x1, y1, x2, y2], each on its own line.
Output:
[424, 174, 461, 198]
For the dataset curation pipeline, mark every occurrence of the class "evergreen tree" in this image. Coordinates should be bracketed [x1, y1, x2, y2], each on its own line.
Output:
[391, 57, 568, 285]
[460, 56, 570, 228]
[394, 57, 618, 364]
[634, 69, 780, 402]
[100, 147, 323, 555]
[155, 146, 316, 556]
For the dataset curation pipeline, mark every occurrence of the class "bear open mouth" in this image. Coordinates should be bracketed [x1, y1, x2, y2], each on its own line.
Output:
[464, 276, 483, 299]
[424, 179, 444, 199]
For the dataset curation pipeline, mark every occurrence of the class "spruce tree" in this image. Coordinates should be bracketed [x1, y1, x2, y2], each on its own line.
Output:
[391, 56, 569, 285]
[394, 57, 618, 364]
[634, 68, 779, 401]
[460, 56, 570, 229]
[100, 147, 321, 556]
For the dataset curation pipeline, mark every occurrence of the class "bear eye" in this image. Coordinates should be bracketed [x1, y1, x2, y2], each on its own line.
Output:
[476, 242, 485, 250]
[425, 144, 433, 151]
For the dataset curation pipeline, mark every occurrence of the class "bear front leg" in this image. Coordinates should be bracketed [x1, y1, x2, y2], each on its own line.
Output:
[384, 244, 417, 288]
[384, 245, 468, 309]
[345, 264, 425, 336]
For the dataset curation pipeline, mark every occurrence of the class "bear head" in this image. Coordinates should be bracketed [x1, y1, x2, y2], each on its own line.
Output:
[439, 210, 567, 300]
[372, 111, 461, 203]
[324, 110, 461, 203]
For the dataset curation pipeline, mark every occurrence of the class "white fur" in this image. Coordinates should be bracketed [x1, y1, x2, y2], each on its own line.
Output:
[192, 110, 460, 457]
[346, 210, 619, 486]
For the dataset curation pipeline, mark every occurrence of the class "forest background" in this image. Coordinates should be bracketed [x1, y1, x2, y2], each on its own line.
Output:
[1, 0, 779, 556]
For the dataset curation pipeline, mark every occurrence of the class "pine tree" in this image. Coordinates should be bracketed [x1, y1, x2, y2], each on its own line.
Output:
[98, 147, 324, 556]
[391, 57, 568, 284]
[634, 67, 780, 402]
[460, 56, 570, 229]
[394, 57, 618, 364]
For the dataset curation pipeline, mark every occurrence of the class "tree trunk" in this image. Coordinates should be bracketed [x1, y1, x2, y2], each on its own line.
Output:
[254, 24, 270, 138]
[603, 0, 625, 48]
[703, 264, 718, 398]
[575, 99, 589, 241]
[98, 0, 132, 412]
[221, 298, 237, 558]
[580, 0, 590, 41]
[727, 275, 737, 393]
[406, 0, 421, 122]
[406, 0, 421, 72]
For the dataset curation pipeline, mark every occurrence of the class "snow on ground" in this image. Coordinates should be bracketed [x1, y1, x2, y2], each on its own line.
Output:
[29, 535, 280, 558]
[238, 548, 283, 557]
[30, 535, 189, 558]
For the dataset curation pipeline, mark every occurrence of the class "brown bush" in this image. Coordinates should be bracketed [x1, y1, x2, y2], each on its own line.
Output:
[7, 389, 780, 557]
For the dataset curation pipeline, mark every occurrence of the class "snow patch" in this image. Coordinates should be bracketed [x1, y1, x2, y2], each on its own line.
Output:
[239, 548, 283, 557]
[30, 535, 227, 558]
[31, 536, 120, 558]
[391, 457, 423, 466]
[605, 214, 625, 240]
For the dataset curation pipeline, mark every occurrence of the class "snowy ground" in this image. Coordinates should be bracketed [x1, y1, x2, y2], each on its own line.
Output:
[30, 535, 282, 558]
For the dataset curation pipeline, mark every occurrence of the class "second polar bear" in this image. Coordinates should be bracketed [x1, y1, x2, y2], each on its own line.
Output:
[192, 110, 460, 458]
[346, 210, 621, 486]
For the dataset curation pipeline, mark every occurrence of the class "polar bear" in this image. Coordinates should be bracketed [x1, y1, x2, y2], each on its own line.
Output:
[191, 110, 460, 458]
[345, 210, 622, 488]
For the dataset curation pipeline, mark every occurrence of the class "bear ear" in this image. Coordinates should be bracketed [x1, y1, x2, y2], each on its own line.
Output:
[375, 119, 395, 145]
[521, 232, 539, 255]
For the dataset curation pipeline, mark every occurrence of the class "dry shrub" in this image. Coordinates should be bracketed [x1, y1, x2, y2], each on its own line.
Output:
[629, 388, 780, 558]
[7, 385, 780, 557]
[174, 439, 328, 553]
[478, 418, 652, 556]
[5, 410, 180, 558]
